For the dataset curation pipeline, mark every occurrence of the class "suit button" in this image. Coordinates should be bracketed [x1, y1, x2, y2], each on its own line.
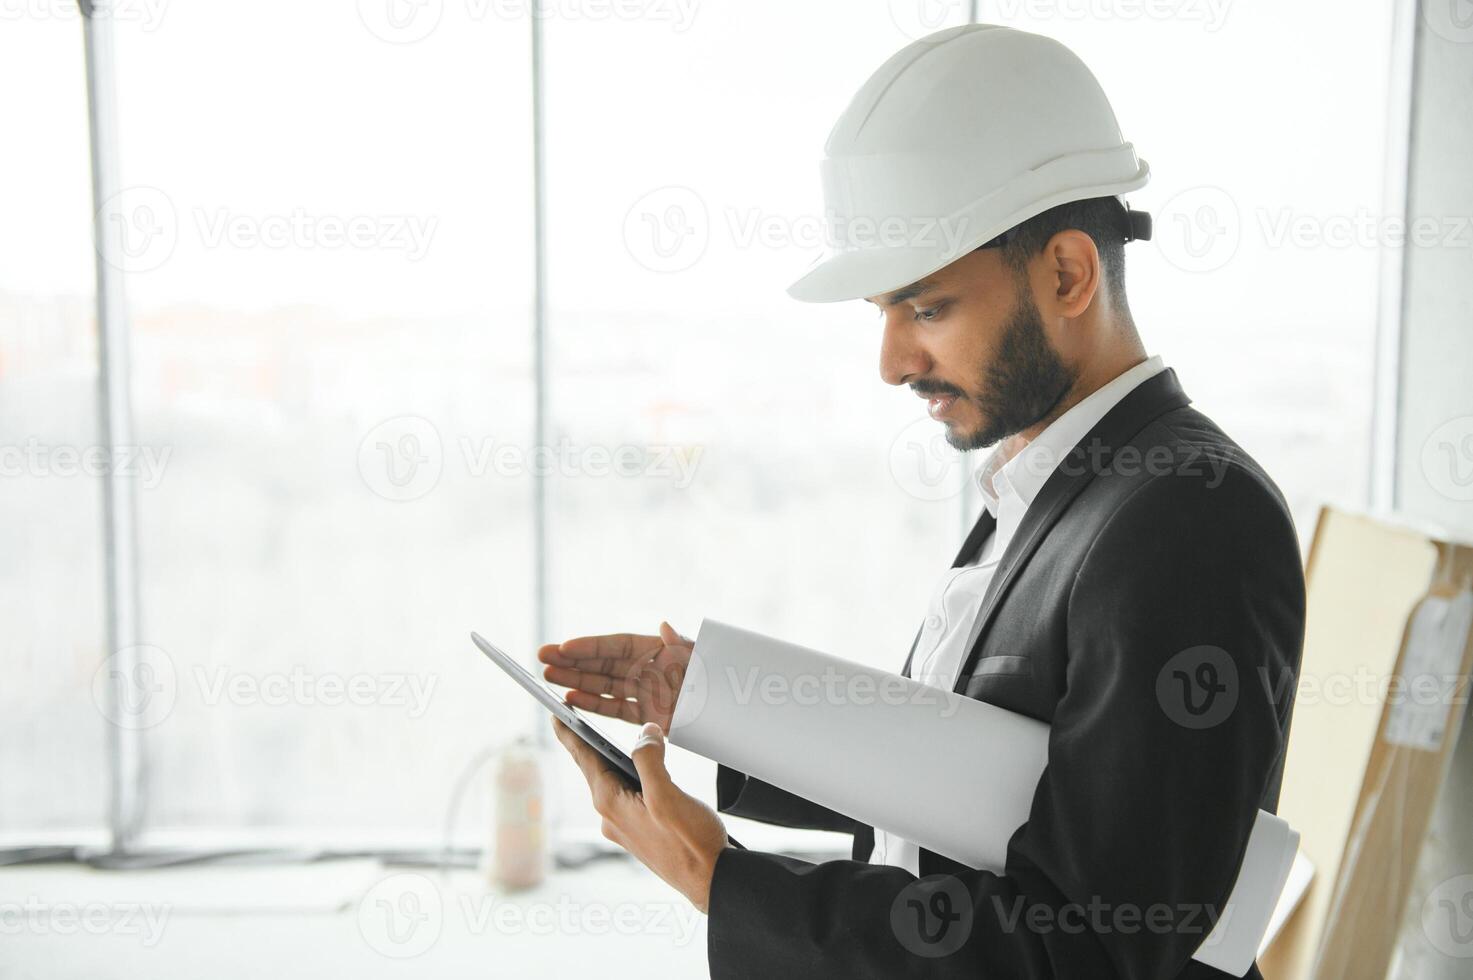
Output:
[925, 615, 942, 630]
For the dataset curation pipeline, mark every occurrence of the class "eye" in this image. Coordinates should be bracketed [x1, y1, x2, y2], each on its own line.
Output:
[914, 303, 946, 322]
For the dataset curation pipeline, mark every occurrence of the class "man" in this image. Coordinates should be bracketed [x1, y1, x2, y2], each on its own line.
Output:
[542, 23, 1305, 980]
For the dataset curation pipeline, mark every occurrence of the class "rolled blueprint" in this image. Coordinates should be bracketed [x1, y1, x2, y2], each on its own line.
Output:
[669, 618, 1051, 873]
[669, 618, 1300, 978]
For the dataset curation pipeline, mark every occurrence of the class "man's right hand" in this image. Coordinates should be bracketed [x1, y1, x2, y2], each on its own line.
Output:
[538, 622, 693, 732]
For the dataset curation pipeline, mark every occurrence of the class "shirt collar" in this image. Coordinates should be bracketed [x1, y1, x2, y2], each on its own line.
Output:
[977, 355, 1167, 519]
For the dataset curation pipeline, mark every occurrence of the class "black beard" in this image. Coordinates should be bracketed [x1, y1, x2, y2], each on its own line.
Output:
[946, 285, 1077, 452]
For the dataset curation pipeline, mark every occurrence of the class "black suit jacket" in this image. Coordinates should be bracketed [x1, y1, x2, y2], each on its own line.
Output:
[705, 368, 1306, 980]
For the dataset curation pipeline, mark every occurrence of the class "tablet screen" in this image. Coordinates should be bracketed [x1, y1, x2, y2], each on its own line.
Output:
[471, 632, 642, 788]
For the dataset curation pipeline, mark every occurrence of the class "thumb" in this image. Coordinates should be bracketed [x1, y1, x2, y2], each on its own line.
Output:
[631, 722, 673, 813]
[659, 621, 692, 647]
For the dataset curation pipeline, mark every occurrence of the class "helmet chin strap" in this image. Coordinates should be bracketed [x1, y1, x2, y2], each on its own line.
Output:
[1122, 202, 1153, 243]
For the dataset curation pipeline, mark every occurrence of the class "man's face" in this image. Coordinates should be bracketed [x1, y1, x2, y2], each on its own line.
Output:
[867, 248, 1077, 451]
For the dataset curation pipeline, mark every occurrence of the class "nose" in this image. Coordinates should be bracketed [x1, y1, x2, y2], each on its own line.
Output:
[878, 311, 928, 387]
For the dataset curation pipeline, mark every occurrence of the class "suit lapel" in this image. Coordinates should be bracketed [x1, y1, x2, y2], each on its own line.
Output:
[950, 508, 997, 567]
[900, 508, 997, 678]
[948, 368, 1193, 690]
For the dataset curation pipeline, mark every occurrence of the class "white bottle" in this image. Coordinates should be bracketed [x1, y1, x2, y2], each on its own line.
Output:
[489, 737, 547, 890]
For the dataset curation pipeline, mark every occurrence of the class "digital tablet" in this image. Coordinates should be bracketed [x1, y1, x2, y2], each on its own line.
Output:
[472, 632, 644, 790]
[471, 632, 745, 851]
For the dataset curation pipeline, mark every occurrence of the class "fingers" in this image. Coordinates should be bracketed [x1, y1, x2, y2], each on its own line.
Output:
[538, 628, 687, 729]
[551, 718, 628, 816]
[562, 689, 643, 724]
[542, 633, 662, 676]
[550, 717, 598, 779]
[542, 663, 641, 699]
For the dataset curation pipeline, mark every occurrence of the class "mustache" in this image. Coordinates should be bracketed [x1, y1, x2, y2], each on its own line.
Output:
[910, 380, 965, 399]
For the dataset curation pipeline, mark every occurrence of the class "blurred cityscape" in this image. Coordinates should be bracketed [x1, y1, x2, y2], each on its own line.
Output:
[1, 286, 1370, 840]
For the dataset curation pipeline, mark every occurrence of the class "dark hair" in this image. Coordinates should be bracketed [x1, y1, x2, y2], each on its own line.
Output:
[995, 196, 1131, 308]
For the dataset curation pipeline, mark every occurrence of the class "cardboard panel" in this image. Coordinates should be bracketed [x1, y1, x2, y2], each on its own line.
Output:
[1259, 507, 1439, 980]
[1309, 543, 1473, 980]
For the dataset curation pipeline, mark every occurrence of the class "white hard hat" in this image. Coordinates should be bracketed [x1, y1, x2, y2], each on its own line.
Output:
[787, 24, 1150, 304]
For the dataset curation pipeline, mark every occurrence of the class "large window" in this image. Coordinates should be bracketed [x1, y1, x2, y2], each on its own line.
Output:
[0, 18, 106, 836]
[539, 4, 978, 830]
[3, 0, 1394, 846]
[110, 4, 536, 837]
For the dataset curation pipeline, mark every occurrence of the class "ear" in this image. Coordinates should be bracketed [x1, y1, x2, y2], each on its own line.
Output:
[1041, 229, 1101, 319]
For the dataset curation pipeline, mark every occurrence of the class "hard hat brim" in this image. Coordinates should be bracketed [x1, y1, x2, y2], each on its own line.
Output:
[786, 159, 1150, 304]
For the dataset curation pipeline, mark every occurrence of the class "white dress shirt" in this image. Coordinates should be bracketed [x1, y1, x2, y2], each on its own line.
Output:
[869, 354, 1167, 874]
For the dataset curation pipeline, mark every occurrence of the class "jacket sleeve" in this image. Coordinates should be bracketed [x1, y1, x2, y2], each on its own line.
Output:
[715, 765, 865, 834]
[705, 463, 1306, 980]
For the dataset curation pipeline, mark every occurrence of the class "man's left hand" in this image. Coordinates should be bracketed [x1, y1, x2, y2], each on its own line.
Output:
[551, 717, 728, 913]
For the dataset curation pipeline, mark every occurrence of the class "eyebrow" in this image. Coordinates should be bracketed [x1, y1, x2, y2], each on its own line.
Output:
[868, 280, 939, 308]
